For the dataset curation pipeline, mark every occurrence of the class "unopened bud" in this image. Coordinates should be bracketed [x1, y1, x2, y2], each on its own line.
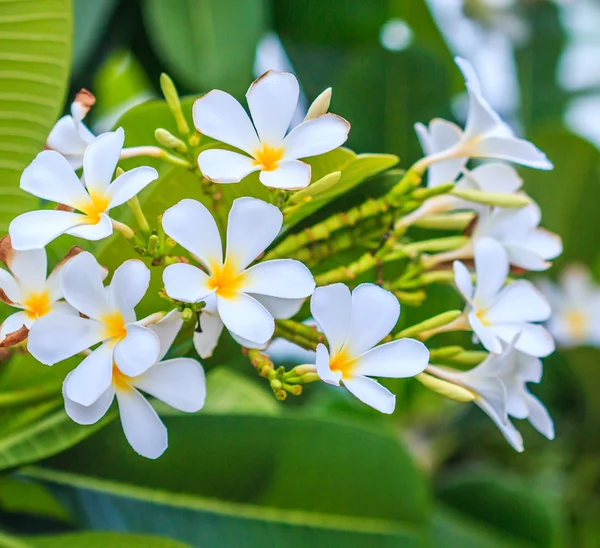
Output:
[270, 379, 282, 391]
[147, 234, 160, 256]
[189, 133, 201, 147]
[415, 372, 475, 402]
[289, 385, 303, 396]
[305, 88, 332, 120]
[396, 310, 463, 339]
[180, 308, 194, 322]
[450, 188, 530, 208]
[448, 350, 488, 366]
[414, 212, 475, 231]
[155, 128, 188, 154]
[71, 88, 95, 121]
[289, 171, 341, 206]
[429, 346, 464, 361]
[159, 73, 190, 135]
[275, 389, 287, 401]
[412, 182, 455, 201]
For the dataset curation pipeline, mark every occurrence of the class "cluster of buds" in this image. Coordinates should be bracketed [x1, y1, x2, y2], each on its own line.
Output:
[0, 57, 562, 458]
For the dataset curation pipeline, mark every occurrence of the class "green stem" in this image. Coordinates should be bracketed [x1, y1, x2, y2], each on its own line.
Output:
[127, 196, 151, 235]
[274, 320, 323, 351]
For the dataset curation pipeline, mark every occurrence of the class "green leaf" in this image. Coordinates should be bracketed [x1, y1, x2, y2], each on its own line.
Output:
[142, 0, 266, 95]
[0, 476, 70, 523]
[24, 414, 429, 547]
[0, 0, 72, 232]
[23, 532, 192, 548]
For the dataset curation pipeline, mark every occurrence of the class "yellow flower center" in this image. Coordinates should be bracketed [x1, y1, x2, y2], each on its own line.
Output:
[207, 261, 246, 299]
[566, 309, 588, 340]
[100, 311, 128, 342]
[76, 192, 110, 224]
[23, 291, 51, 320]
[112, 364, 133, 392]
[253, 144, 284, 171]
[329, 349, 357, 380]
[475, 308, 490, 326]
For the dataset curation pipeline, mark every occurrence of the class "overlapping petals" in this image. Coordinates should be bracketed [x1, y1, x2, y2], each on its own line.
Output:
[310, 283, 429, 413]
[64, 311, 206, 459]
[9, 129, 158, 250]
[162, 197, 315, 351]
[454, 238, 554, 357]
[194, 70, 350, 190]
[28, 252, 160, 406]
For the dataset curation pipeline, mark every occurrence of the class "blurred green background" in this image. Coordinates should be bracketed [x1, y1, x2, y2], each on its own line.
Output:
[1, 0, 599, 546]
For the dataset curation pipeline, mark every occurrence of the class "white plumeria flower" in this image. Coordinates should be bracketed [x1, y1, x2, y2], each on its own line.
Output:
[429, 340, 554, 452]
[64, 310, 206, 460]
[193, 70, 350, 190]
[0, 237, 80, 343]
[454, 237, 554, 357]
[415, 57, 552, 175]
[162, 197, 315, 348]
[537, 264, 600, 347]
[46, 90, 96, 170]
[310, 283, 429, 414]
[473, 202, 562, 271]
[9, 128, 158, 251]
[28, 252, 160, 407]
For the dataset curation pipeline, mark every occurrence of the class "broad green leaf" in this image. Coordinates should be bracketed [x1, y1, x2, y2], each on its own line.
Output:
[0, 0, 72, 232]
[0, 476, 70, 522]
[142, 0, 266, 95]
[24, 532, 191, 548]
[25, 414, 429, 547]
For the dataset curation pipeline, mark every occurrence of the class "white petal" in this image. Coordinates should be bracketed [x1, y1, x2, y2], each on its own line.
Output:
[106, 166, 158, 208]
[342, 375, 396, 414]
[250, 294, 304, 320]
[310, 283, 352, 354]
[343, 284, 400, 357]
[198, 150, 259, 184]
[217, 292, 274, 344]
[9, 210, 88, 251]
[472, 136, 553, 170]
[133, 357, 206, 412]
[512, 229, 562, 265]
[282, 114, 350, 160]
[453, 261, 474, 302]
[64, 342, 114, 406]
[27, 314, 104, 365]
[162, 199, 223, 270]
[148, 310, 183, 362]
[463, 85, 505, 142]
[20, 150, 90, 207]
[6, 247, 47, 294]
[242, 259, 315, 299]
[109, 259, 150, 314]
[115, 387, 168, 459]
[473, 238, 509, 307]
[468, 312, 503, 354]
[46, 116, 89, 169]
[259, 160, 311, 190]
[354, 338, 429, 378]
[466, 162, 522, 194]
[526, 393, 554, 439]
[83, 128, 124, 196]
[315, 342, 341, 385]
[247, 70, 299, 144]
[488, 280, 551, 324]
[0, 311, 31, 342]
[114, 324, 160, 376]
[0, 269, 21, 303]
[491, 323, 555, 357]
[162, 263, 213, 303]
[476, 398, 524, 452]
[192, 90, 260, 154]
[231, 330, 269, 350]
[65, 214, 113, 241]
[193, 309, 224, 358]
[60, 252, 110, 319]
[63, 377, 114, 425]
[225, 197, 282, 271]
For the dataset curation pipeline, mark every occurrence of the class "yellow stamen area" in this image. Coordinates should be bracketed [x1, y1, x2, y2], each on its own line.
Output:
[475, 308, 490, 326]
[329, 349, 357, 380]
[23, 291, 51, 320]
[100, 311, 127, 342]
[207, 260, 246, 300]
[253, 144, 284, 171]
[112, 364, 133, 392]
[76, 192, 110, 224]
[566, 309, 588, 340]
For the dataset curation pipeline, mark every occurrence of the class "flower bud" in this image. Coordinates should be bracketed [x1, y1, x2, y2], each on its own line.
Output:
[450, 188, 531, 208]
[159, 73, 190, 135]
[305, 88, 332, 120]
[180, 308, 194, 322]
[288, 171, 341, 206]
[155, 128, 188, 154]
[415, 372, 475, 402]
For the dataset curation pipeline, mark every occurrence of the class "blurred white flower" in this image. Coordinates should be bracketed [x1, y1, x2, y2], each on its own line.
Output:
[311, 283, 429, 413]
[28, 253, 160, 407]
[454, 237, 554, 357]
[162, 197, 315, 349]
[64, 310, 206, 460]
[194, 70, 350, 190]
[537, 264, 600, 347]
[9, 129, 158, 250]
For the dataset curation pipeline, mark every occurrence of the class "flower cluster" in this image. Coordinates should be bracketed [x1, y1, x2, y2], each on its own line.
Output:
[0, 58, 564, 458]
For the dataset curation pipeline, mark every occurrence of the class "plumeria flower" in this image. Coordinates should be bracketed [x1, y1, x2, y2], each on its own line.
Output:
[473, 202, 562, 271]
[64, 310, 206, 460]
[537, 264, 600, 347]
[162, 197, 315, 348]
[453, 237, 554, 357]
[310, 283, 429, 413]
[0, 236, 81, 344]
[9, 128, 158, 251]
[46, 89, 96, 170]
[28, 252, 160, 407]
[428, 340, 554, 452]
[415, 57, 552, 176]
[193, 70, 350, 190]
